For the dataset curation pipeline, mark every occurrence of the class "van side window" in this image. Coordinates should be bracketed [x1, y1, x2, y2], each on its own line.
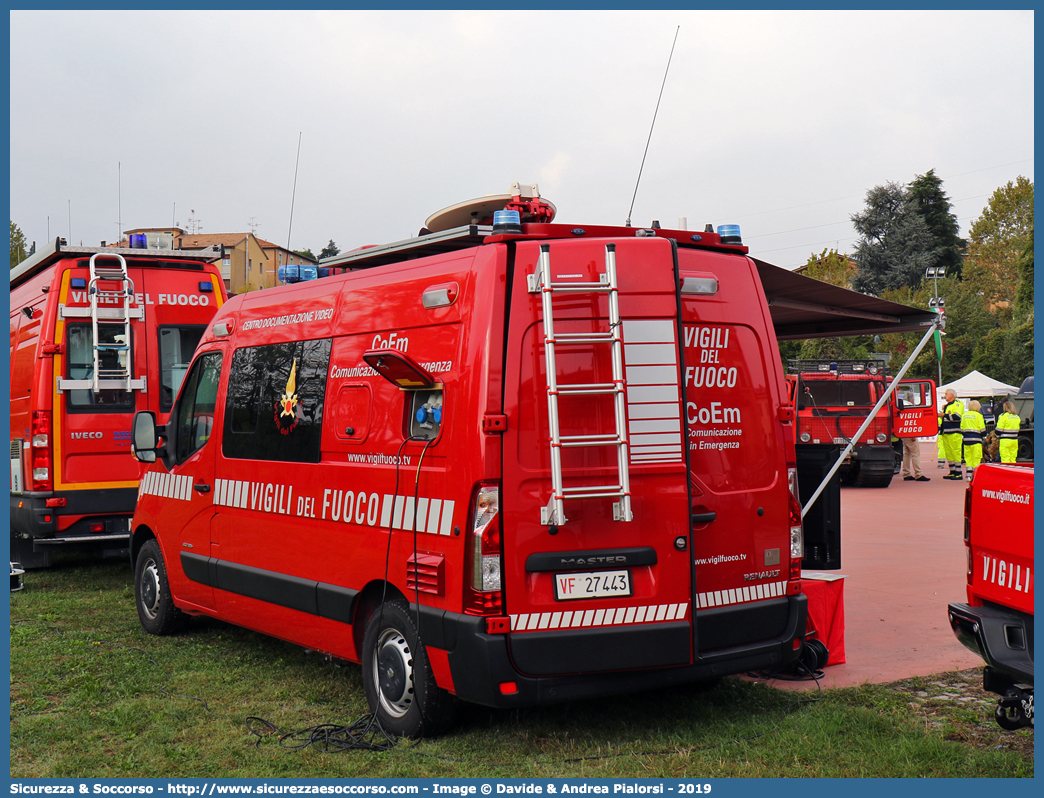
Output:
[65, 323, 135, 412]
[176, 351, 223, 463]
[222, 338, 331, 464]
[158, 325, 207, 412]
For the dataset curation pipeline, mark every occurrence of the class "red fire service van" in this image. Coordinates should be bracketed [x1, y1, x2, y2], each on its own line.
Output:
[128, 185, 937, 736]
[785, 360, 937, 487]
[10, 238, 227, 567]
[948, 462, 1034, 729]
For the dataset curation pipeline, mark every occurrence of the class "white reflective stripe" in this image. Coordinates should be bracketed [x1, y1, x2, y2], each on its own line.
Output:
[427, 499, 442, 535]
[624, 606, 637, 624]
[512, 614, 524, 631]
[675, 603, 687, 619]
[630, 433, 681, 446]
[625, 365, 677, 385]
[622, 319, 675, 343]
[592, 609, 605, 625]
[537, 614, 551, 630]
[238, 481, 249, 509]
[549, 612, 562, 629]
[561, 611, 574, 627]
[182, 475, 192, 501]
[633, 606, 647, 622]
[380, 495, 394, 528]
[415, 498, 429, 533]
[623, 343, 676, 365]
[626, 385, 679, 403]
[439, 500, 455, 536]
[527, 614, 541, 631]
[392, 495, 406, 530]
[627, 402, 680, 420]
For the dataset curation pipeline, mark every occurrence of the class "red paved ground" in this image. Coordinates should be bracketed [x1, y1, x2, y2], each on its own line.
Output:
[776, 442, 983, 690]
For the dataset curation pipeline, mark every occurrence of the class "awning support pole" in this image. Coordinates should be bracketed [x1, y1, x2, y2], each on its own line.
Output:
[801, 322, 940, 517]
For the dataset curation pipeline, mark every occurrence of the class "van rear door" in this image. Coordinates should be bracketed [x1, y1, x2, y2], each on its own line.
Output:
[678, 248, 796, 653]
[501, 236, 695, 676]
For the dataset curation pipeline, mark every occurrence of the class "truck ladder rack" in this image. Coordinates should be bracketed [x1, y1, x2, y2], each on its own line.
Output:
[529, 243, 632, 526]
[57, 253, 145, 394]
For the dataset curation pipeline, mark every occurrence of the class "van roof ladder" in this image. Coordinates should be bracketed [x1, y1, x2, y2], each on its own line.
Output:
[529, 242, 633, 526]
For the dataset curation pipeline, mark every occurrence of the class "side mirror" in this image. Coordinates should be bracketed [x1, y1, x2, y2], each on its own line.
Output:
[132, 411, 159, 463]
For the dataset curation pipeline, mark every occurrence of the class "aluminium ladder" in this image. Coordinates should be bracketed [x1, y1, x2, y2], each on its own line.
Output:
[57, 253, 145, 394]
[528, 242, 632, 526]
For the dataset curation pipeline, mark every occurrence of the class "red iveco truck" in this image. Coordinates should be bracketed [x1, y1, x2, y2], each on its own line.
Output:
[948, 463, 1034, 729]
[126, 186, 936, 736]
[10, 238, 226, 567]
[786, 360, 937, 487]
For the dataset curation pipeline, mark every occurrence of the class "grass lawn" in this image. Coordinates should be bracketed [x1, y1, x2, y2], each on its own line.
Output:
[9, 555, 1033, 779]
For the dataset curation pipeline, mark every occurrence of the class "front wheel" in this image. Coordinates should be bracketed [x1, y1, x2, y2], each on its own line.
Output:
[135, 538, 187, 636]
[361, 598, 456, 738]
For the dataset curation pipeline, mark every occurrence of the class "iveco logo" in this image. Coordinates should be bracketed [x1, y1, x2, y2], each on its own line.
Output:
[559, 555, 628, 567]
[71, 431, 103, 439]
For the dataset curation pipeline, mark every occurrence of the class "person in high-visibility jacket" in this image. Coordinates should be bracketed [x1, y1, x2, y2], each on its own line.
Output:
[995, 400, 1021, 463]
[960, 400, 986, 481]
[940, 389, 965, 480]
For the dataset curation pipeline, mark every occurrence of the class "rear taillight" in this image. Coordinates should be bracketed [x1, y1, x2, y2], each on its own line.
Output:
[30, 411, 52, 491]
[787, 466, 803, 560]
[465, 483, 503, 616]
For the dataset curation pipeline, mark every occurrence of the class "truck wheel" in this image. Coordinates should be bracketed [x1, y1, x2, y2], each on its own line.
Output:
[134, 539, 187, 636]
[361, 598, 457, 738]
[1017, 435, 1033, 462]
[851, 465, 893, 488]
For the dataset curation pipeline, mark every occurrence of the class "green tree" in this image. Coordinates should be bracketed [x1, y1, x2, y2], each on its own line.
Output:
[319, 240, 340, 259]
[802, 248, 857, 287]
[294, 249, 316, 261]
[10, 220, 28, 268]
[850, 182, 937, 295]
[907, 168, 965, 280]
[962, 176, 1034, 314]
[1013, 226, 1034, 322]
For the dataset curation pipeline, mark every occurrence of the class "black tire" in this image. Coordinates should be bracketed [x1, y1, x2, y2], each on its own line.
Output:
[1017, 435, 1033, 462]
[851, 464, 893, 488]
[134, 539, 187, 636]
[361, 598, 457, 738]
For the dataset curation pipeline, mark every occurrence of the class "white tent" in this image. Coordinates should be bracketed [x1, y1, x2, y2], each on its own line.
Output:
[939, 370, 1019, 399]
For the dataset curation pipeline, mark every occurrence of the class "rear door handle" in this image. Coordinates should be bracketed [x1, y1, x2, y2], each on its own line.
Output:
[691, 512, 716, 524]
[193, 482, 211, 494]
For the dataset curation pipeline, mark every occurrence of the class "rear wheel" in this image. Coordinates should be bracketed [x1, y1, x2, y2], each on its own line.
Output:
[135, 539, 187, 635]
[361, 598, 457, 738]
[1017, 435, 1033, 462]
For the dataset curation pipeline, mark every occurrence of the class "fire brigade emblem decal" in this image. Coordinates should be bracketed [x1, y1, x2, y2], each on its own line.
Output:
[275, 360, 301, 435]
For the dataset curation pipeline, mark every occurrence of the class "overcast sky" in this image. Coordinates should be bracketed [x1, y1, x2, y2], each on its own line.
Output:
[9, 9, 1034, 270]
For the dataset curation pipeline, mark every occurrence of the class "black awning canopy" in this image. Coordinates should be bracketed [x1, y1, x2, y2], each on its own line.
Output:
[753, 259, 938, 340]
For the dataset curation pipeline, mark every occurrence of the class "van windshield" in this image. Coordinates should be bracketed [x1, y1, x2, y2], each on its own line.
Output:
[799, 379, 874, 408]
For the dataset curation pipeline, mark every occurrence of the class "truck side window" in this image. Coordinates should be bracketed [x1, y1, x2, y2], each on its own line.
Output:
[176, 351, 223, 463]
[222, 338, 331, 464]
[65, 323, 135, 412]
[158, 325, 207, 412]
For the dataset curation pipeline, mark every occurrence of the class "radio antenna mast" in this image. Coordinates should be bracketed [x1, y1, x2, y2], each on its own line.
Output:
[625, 26, 680, 228]
[286, 132, 302, 252]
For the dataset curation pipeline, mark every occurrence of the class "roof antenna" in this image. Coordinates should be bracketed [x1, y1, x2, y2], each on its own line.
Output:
[625, 26, 680, 228]
[286, 132, 302, 252]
